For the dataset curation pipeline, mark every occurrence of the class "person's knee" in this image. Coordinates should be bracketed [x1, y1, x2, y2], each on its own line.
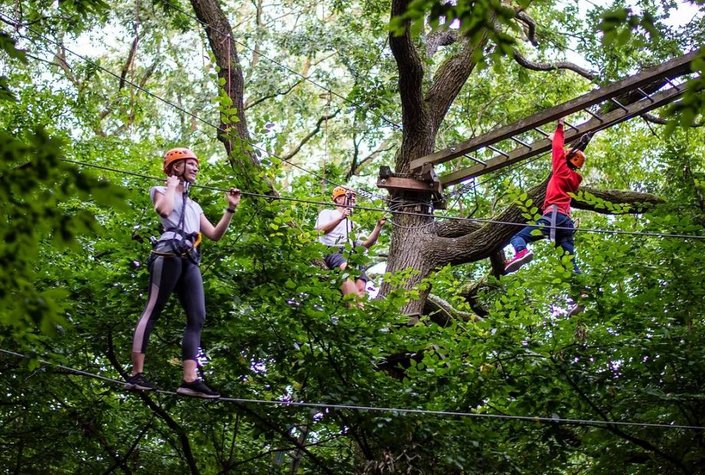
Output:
[558, 241, 575, 254]
[324, 252, 347, 270]
[341, 280, 358, 296]
[355, 279, 366, 293]
[186, 312, 206, 330]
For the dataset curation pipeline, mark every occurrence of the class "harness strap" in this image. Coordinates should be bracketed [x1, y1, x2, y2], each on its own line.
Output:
[151, 250, 179, 257]
[150, 183, 202, 264]
[548, 204, 558, 244]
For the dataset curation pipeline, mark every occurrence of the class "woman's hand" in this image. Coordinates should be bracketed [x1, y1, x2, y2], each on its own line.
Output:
[165, 175, 180, 190]
[226, 188, 241, 208]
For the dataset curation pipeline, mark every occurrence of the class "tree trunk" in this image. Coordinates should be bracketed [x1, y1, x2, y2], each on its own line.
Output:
[189, 0, 273, 193]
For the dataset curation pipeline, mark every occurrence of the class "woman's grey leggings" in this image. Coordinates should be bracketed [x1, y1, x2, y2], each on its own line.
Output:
[131, 254, 205, 361]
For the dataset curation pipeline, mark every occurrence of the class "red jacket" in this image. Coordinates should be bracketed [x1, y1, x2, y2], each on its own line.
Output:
[543, 124, 582, 216]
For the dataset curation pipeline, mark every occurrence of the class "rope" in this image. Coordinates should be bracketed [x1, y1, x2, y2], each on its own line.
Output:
[60, 157, 705, 241]
[2, 348, 703, 431]
[7, 12, 699, 239]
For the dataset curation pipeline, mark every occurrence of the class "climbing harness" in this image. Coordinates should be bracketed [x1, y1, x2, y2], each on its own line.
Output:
[150, 181, 202, 265]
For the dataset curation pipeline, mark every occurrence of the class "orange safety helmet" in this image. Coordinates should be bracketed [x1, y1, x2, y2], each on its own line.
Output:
[331, 186, 355, 202]
[163, 147, 199, 174]
[567, 149, 586, 169]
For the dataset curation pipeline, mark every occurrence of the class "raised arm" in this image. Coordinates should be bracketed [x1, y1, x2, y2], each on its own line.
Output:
[200, 188, 241, 241]
[153, 175, 180, 217]
[551, 119, 567, 173]
[360, 218, 386, 248]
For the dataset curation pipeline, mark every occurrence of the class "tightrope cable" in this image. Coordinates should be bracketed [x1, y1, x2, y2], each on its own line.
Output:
[2, 348, 703, 431]
[60, 157, 705, 241]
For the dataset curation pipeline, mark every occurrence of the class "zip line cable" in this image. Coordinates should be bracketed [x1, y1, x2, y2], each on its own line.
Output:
[2, 348, 703, 431]
[60, 157, 705, 241]
[5, 14, 700, 236]
[0, 13, 381, 200]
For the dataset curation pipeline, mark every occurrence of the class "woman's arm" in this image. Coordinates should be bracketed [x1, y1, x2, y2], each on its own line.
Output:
[200, 189, 241, 241]
[153, 175, 180, 217]
[551, 119, 567, 173]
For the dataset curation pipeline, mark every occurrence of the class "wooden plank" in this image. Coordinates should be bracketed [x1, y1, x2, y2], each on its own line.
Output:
[411, 50, 698, 170]
[377, 176, 442, 193]
[439, 84, 686, 187]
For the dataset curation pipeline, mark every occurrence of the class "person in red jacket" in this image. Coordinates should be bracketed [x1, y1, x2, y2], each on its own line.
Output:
[504, 118, 585, 275]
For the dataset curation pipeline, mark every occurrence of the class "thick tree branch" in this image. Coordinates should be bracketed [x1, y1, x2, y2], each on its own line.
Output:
[189, 0, 280, 196]
[427, 38, 485, 132]
[515, 11, 538, 46]
[119, 35, 138, 91]
[119, 0, 141, 92]
[429, 177, 663, 268]
[435, 218, 482, 238]
[425, 293, 483, 324]
[573, 187, 663, 213]
[426, 28, 458, 57]
[390, 0, 432, 171]
[512, 49, 597, 81]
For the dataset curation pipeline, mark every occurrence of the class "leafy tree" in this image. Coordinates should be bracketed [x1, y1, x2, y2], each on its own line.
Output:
[2, 0, 705, 474]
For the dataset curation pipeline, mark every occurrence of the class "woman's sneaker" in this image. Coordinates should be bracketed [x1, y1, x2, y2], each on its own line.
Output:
[504, 249, 534, 274]
[124, 373, 155, 391]
[176, 378, 220, 399]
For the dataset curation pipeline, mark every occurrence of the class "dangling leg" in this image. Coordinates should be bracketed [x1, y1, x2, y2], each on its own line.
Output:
[555, 217, 586, 316]
[555, 216, 580, 275]
[324, 252, 362, 299]
[505, 217, 550, 273]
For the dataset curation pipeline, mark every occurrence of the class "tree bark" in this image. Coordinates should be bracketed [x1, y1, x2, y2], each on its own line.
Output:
[383, 0, 490, 314]
[189, 0, 273, 193]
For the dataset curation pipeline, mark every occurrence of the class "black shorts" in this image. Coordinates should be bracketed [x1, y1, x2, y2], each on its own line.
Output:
[323, 251, 369, 283]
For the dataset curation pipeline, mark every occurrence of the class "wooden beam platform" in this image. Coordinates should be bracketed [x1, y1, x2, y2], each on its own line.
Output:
[377, 176, 442, 193]
[410, 50, 699, 171]
[439, 83, 686, 187]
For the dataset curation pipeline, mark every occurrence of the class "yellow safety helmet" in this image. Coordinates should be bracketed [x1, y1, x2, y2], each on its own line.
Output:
[163, 148, 199, 174]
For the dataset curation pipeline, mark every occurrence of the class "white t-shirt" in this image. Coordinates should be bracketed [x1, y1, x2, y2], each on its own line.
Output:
[150, 186, 203, 241]
[316, 208, 354, 247]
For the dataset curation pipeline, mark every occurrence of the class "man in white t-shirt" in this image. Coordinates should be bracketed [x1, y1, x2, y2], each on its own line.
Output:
[315, 186, 386, 297]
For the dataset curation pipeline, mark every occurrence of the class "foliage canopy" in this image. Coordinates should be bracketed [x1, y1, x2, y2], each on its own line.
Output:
[1, 0, 705, 473]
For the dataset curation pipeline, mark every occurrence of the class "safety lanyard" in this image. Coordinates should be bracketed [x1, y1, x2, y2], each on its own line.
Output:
[548, 204, 558, 244]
